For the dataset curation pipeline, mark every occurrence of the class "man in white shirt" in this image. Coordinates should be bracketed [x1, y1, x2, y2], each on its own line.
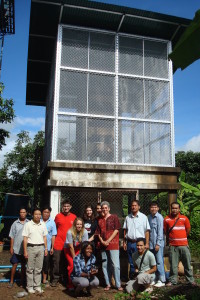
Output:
[123, 200, 150, 280]
[23, 207, 48, 294]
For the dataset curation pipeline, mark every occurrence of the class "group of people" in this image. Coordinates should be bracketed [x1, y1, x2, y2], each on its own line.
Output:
[8, 199, 196, 297]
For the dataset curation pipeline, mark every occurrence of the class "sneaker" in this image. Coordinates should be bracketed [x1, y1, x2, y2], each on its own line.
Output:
[144, 287, 153, 293]
[150, 281, 156, 286]
[34, 287, 44, 293]
[166, 282, 176, 286]
[51, 281, 58, 287]
[27, 288, 35, 294]
[154, 281, 165, 288]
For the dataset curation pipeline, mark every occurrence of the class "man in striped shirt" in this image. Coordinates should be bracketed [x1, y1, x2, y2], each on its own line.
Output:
[164, 202, 196, 286]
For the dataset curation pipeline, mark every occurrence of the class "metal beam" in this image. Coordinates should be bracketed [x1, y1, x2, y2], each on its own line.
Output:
[28, 59, 51, 64]
[32, 0, 188, 28]
[27, 81, 48, 85]
[30, 33, 56, 39]
[59, 4, 64, 23]
[170, 24, 181, 42]
[117, 14, 125, 33]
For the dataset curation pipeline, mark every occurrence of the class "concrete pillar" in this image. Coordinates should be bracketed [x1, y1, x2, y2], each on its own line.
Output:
[50, 189, 61, 220]
[168, 191, 177, 213]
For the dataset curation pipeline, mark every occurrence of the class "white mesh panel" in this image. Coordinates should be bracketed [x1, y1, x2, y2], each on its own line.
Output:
[89, 32, 115, 72]
[61, 28, 88, 69]
[57, 115, 86, 161]
[118, 120, 145, 164]
[145, 80, 170, 121]
[144, 123, 171, 165]
[87, 118, 115, 163]
[119, 77, 144, 118]
[56, 116, 114, 163]
[59, 70, 87, 113]
[119, 36, 143, 75]
[144, 40, 168, 79]
[88, 74, 115, 116]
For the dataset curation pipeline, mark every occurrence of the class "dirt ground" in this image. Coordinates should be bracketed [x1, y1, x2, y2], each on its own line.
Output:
[0, 249, 200, 300]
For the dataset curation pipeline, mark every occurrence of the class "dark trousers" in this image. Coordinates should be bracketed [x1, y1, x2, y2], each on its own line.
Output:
[52, 249, 67, 283]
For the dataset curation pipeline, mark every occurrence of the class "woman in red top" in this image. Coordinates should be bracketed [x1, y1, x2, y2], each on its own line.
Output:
[96, 201, 123, 291]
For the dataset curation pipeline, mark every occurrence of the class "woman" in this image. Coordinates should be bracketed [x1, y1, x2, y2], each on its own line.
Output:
[71, 241, 99, 297]
[64, 218, 88, 289]
[82, 205, 98, 242]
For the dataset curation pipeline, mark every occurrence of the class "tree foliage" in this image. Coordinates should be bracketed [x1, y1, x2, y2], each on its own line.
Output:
[0, 83, 15, 150]
[0, 130, 44, 205]
[175, 151, 200, 186]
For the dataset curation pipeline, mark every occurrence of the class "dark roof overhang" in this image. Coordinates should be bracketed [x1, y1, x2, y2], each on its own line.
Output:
[26, 0, 191, 106]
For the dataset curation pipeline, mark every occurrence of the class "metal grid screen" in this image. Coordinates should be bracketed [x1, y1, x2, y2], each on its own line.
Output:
[52, 26, 174, 166]
[60, 189, 168, 229]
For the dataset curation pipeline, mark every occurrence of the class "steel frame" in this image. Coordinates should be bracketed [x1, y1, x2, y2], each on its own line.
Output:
[51, 24, 174, 167]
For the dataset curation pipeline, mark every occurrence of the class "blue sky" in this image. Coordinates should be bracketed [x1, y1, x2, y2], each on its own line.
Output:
[1, 0, 200, 165]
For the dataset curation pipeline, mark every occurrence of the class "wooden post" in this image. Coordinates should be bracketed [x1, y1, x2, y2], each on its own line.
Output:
[168, 191, 177, 213]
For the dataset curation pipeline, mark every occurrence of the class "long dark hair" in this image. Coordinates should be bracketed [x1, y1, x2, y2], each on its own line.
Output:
[82, 205, 95, 223]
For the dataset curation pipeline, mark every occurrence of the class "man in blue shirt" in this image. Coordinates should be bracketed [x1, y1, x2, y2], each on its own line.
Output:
[148, 202, 165, 287]
[41, 206, 57, 286]
[8, 207, 29, 288]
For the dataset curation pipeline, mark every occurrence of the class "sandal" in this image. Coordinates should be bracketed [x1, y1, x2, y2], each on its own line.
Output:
[117, 287, 123, 291]
[43, 281, 50, 287]
[7, 283, 14, 288]
[104, 286, 111, 291]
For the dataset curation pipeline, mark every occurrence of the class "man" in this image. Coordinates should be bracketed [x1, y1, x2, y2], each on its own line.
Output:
[23, 207, 48, 294]
[8, 207, 29, 288]
[148, 202, 165, 287]
[41, 206, 57, 286]
[126, 238, 156, 294]
[51, 200, 76, 287]
[123, 200, 150, 280]
[96, 201, 123, 291]
[164, 202, 196, 286]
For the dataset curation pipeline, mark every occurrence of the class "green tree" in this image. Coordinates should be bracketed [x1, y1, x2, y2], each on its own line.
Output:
[0, 83, 15, 150]
[175, 151, 200, 186]
[1, 130, 44, 205]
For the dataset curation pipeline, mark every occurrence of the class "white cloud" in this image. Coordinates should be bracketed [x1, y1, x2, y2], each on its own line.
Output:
[0, 133, 17, 167]
[15, 116, 45, 129]
[177, 134, 200, 152]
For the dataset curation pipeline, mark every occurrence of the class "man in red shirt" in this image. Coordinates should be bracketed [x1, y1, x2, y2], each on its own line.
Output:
[96, 201, 123, 291]
[51, 200, 76, 287]
[164, 202, 196, 286]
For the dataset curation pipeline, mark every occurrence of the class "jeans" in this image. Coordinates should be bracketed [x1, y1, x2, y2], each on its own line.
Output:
[169, 245, 194, 284]
[127, 241, 137, 276]
[150, 247, 166, 282]
[101, 250, 121, 288]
